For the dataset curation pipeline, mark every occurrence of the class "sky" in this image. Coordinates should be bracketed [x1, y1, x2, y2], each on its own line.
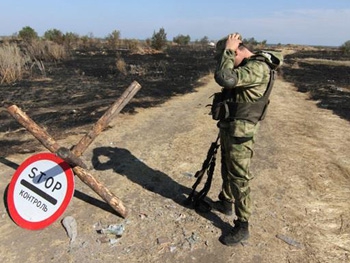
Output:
[1, 0, 349, 46]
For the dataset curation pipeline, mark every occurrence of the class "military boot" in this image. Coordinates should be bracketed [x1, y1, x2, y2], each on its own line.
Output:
[220, 220, 249, 246]
[211, 192, 233, 216]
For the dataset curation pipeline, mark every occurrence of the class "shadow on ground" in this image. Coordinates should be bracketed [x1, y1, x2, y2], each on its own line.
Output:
[91, 146, 232, 233]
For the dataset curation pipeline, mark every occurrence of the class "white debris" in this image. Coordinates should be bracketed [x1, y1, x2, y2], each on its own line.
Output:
[62, 216, 78, 243]
[100, 224, 125, 237]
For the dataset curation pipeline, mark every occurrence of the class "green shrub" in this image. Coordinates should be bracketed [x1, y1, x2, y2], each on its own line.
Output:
[63, 32, 80, 50]
[173, 34, 191, 45]
[106, 30, 121, 49]
[340, 40, 350, 54]
[44, 29, 64, 44]
[18, 26, 38, 43]
[151, 28, 167, 50]
[199, 36, 209, 45]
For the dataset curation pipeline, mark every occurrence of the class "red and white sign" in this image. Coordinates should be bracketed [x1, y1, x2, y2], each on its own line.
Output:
[7, 152, 75, 230]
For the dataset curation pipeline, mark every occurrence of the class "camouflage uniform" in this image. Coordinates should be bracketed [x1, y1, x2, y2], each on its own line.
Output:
[214, 47, 282, 222]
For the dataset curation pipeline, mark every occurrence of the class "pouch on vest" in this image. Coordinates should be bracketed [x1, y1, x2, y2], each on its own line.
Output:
[210, 92, 229, 120]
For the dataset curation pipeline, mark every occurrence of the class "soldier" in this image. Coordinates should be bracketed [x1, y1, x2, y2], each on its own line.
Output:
[212, 33, 283, 245]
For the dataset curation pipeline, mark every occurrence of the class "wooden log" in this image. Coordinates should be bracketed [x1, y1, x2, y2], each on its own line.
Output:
[7, 105, 87, 169]
[6, 105, 128, 218]
[73, 166, 127, 217]
[56, 147, 88, 169]
[72, 81, 141, 157]
[6, 105, 60, 153]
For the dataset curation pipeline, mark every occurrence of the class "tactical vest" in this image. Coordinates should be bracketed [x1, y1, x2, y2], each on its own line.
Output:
[223, 57, 276, 124]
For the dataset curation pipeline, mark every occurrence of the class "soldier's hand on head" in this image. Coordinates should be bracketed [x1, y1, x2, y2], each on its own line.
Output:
[225, 33, 242, 52]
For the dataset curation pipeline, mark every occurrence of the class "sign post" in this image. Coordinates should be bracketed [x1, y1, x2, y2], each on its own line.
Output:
[7, 153, 74, 230]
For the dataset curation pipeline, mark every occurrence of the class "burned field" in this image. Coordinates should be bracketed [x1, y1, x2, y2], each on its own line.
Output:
[282, 49, 350, 122]
[1, 46, 349, 157]
[0, 46, 216, 156]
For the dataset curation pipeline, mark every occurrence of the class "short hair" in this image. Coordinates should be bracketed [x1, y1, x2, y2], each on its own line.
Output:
[238, 42, 246, 49]
[238, 42, 253, 52]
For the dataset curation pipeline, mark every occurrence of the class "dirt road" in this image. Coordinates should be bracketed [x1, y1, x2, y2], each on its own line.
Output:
[1, 74, 349, 262]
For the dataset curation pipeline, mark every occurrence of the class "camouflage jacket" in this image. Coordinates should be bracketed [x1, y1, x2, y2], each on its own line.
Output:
[214, 49, 283, 103]
[214, 48, 283, 137]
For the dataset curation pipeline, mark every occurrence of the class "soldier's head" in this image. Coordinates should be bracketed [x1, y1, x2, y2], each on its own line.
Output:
[216, 33, 254, 67]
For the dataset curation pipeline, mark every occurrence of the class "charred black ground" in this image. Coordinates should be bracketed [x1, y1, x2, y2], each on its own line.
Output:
[282, 49, 350, 121]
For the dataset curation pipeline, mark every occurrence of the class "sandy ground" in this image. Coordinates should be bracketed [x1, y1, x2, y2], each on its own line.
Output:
[0, 73, 349, 263]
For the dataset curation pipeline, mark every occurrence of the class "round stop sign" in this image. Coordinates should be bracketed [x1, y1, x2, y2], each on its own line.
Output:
[7, 152, 75, 230]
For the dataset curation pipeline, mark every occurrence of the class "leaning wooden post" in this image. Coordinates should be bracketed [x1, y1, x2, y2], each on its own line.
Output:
[7, 105, 61, 153]
[6, 105, 128, 218]
[72, 81, 141, 157]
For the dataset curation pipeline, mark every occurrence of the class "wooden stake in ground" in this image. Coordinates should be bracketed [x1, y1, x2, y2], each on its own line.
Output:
[7, 105, 128, 218]
[6, 81, 142, 218]
[7, 105, 127, 218]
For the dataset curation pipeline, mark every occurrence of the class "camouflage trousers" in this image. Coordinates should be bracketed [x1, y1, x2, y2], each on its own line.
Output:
[218, 120, 260, 222]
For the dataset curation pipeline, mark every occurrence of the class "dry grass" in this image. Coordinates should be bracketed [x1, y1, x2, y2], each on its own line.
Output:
[115, 57, 127, 75]
[298, 57, 350, 66]
[0, 43, 29, 84]
[25, 40, 68, 61]
[0, 40, 69, 84]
